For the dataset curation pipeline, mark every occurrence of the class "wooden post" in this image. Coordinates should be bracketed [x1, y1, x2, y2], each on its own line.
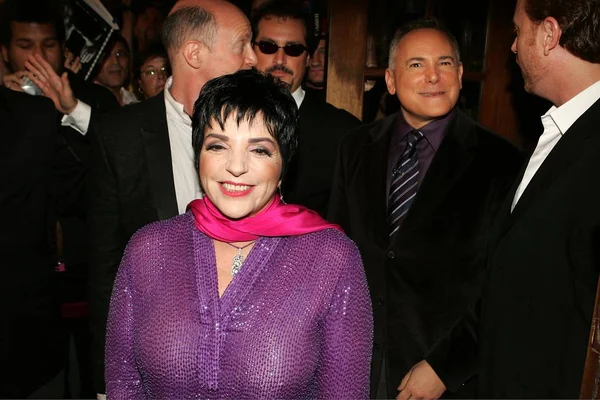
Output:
[325, 0, 368, 120]
[479, 0, 521, 146]
[580, 276, 600, 399]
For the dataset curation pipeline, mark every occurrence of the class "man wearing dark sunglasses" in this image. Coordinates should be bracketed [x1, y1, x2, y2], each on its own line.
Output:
[251, 0, 361, 217]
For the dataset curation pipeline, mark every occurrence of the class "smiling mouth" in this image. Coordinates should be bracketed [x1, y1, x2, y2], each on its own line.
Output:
[421, 91, 445, 97]
[219, 182, 254, 197]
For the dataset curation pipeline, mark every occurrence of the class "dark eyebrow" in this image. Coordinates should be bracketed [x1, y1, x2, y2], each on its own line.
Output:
[405, 57, 425, 64]
[406, 55, 456, 63]
[248, 137, 276, 145]
[205, 133, 229, 141]
[438, 55, 456, 62]
[204, 133, 276, 145]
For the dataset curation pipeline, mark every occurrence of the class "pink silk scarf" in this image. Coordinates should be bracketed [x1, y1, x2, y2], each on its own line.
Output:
[187, 195, 343, 242]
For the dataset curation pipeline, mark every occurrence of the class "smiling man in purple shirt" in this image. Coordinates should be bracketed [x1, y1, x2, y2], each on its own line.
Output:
[328, 17, 522, 399]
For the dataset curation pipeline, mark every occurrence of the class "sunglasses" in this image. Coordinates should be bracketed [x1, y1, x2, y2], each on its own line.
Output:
[253, 40, 308, 57]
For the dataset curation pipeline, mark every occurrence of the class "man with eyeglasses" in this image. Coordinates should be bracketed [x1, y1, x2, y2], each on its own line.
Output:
[94, 36, 137, 106]
[251, 0, 361, 217]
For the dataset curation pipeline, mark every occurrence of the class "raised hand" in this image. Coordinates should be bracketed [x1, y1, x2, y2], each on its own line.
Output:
[24, 53, 78, 114]
[3, 71, 27, 92]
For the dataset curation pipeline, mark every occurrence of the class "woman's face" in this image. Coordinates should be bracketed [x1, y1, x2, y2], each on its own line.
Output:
[199, 116, 282, 220]
[138, 56, 169, 98]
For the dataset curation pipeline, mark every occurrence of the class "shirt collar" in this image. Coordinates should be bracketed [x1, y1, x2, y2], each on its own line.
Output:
[120, 87, 138, 105]
[291, 86, 305, 109]
[546, 79, 600, 135]
[395, 107, 456, 151]
[164, 76, 191, 127]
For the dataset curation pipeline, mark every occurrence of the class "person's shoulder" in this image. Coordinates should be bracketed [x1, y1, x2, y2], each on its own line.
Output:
[456, 109, 519, 154]
[126, 213, 192, 251]
[303, 89, 361, 126]
[340, 112, 395, 148]
[69, 73, 120, 111]
[96, 95, 165, 135]
[295, 227, 360, 258]
[0, 86, 56, 115]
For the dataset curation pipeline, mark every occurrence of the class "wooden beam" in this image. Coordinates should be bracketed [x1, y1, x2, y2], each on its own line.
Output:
[479, 0, 521, 146]
[326, 0, 368, 120]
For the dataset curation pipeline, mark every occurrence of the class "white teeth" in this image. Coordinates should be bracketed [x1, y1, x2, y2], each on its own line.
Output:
[222, 183, 250, 192]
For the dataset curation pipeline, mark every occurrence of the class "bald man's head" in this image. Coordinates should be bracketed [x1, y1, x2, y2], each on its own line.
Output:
[162, 2, 216, 58]
[162, 0, 256, 108]
[163, 0, 251, 56]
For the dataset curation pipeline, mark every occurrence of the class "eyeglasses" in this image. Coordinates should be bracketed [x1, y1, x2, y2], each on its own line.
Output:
[253, 40, 308, 57]
[141, 67, 170, 77]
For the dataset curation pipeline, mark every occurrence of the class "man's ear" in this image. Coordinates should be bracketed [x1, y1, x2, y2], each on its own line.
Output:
[542, 16, 561, 56]
[384, 68, 396, 95]
[182, 40, 207, 69]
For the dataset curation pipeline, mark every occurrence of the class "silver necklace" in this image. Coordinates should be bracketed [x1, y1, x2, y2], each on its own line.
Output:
[225, 241, 256, 276]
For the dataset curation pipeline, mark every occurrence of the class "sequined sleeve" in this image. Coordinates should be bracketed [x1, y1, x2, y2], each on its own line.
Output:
[316, 239, 373, 399]
[105, 239, 145, 400]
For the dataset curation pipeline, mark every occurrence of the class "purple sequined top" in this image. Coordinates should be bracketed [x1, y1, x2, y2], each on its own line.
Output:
[105, 212, 373, 399]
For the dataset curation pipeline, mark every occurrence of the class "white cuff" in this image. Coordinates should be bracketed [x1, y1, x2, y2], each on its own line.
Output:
[61, 100, 91, 135]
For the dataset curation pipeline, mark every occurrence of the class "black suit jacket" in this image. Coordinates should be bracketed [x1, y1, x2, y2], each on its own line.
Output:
[88, 94, 177, 392]
[0, 88, 85, 397]
[328, 109, 522, 398]
[57, 75, 120, 303]
[282, 88, 361, 216]
[431, 98, 600, 398]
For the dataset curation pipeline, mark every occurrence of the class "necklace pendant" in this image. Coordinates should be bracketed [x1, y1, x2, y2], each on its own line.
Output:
[231, 249, 244, 276]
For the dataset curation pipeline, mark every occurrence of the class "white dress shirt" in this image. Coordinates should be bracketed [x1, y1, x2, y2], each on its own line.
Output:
[61, 99, 91, 134]
[164, 77, 203, 214]
[292, 86, 305, 109]
[61, 87, 138, 134]
[512, 79, 600, 211]
[120, 87, 139, 106]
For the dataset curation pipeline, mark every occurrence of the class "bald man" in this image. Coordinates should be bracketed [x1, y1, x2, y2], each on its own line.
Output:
[88, 0, 257, 394]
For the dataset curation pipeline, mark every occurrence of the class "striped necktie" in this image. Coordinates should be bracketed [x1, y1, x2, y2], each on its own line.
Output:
[388, 130, 424, 237]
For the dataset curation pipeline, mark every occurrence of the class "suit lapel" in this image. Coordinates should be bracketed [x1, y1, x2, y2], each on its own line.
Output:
[501, 99, 600, 236]
[140, 96, 179, 220]
[398, 111, 476, 236]
[359, 115, 396, 248]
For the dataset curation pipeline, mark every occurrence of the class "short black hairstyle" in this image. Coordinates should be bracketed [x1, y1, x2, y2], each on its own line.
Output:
[0, 0, 65, 45]
[192, 69, 299, 179]
[251, 0, 318, 55]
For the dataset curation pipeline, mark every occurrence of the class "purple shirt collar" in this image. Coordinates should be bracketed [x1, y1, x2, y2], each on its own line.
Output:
[387, 108, 458, 199]
[393, 107, 457, 150]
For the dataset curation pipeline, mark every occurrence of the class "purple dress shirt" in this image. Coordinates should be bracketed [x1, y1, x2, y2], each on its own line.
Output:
[386, 109, 457, 199]
[105, 212, 373, 399]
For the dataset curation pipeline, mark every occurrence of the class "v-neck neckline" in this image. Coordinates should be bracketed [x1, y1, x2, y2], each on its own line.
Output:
[192, 230, 281, 321]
